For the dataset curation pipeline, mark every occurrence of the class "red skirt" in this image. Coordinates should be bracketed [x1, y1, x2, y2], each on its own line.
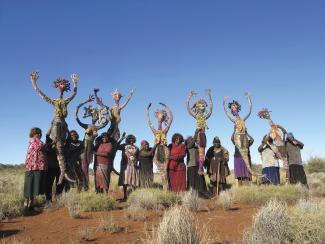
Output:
[168, 162, 186, 192]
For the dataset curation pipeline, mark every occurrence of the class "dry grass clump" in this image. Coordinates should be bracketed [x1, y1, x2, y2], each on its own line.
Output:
[307, 172, 325, 197]
[233, 183, 308, 206]
[148, 206, 204, 244]
[127, 188, 181, 210]
[125, 205, 148, 221]
[77, 227, 94, 242]
[214, 189, 234, 210]
[243, 198, 325, 244]
[0, 193, 24, 219]
[58, 190, 117, 214]
[98, 215, 125, 233]
[181, 189, 201, 211]
[286, 199, 325, 243]
[243, 200, 289, 244]
[306, 157, 325, 173]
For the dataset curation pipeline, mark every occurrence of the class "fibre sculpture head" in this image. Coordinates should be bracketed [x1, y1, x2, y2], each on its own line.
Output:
[155, 108, 169, 126]
[53, 78, 71, 98]
[83, 105, 101, 125]
[111, 89, 123, 104]
[258, 108, 271, 120]
[192, 99, 208, 115]
[228, 100, 241, 117]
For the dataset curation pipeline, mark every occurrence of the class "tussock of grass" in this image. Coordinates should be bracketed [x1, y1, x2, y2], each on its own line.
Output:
[148, 206, 202, 244]
[307, 172, 325, 198]
[127, 188, 181, 210]
[0, 192, 24, 219]
[306, 157, 325, 173]
[243, 200, 289, 244]
[214, 189, 234, 210]
[98, 215, 125, 233]
[125, 205, 148, 221]
[233, 184, 308, 206]
[181, 189, 201, 211]
[243, 199, 325, 244]
[58, 190, 117, 213]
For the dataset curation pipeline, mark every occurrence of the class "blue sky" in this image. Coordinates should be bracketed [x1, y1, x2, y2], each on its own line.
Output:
[0, 0, 324, 170]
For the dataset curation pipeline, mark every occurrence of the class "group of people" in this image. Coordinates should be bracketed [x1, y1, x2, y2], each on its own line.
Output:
[23, 72, 307, 210]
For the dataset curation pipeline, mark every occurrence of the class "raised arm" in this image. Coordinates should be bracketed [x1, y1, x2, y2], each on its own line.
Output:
[65, 74, 78, 103]
[223, 96, 235, 123]
[146, 103, 156, 134]
[75, 95, 94, 130]
[30, 71, 53, 105]
[243, 92, 252, 121]
[120, 88, 136, 110]
[94, 88, 109, 110]
[186, 91, 196, 118]
[206, 89, 213, 119]
[277, 125, 287, 141]
[160, 102, 173, 133]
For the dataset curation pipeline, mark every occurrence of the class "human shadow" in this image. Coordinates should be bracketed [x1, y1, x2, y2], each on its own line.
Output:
[0, 229, 20, 238]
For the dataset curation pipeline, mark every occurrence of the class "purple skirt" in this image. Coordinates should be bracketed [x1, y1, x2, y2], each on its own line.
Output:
[234, 157, 251, 179]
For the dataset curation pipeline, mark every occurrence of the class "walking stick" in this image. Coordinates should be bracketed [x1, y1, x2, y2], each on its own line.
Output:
[216, 161, 221, 196]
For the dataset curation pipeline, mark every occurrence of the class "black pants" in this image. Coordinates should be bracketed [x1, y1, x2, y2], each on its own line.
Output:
[45, 168, 68, 201]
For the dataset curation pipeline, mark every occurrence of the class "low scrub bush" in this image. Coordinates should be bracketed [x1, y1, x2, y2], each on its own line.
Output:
[0, 192, 24, 219]
[58, 190, 117, 213]
[307, 172, 325, 198]
[127, 188, 181, 210]
[306, 157, 325, 173]
[233, 184, 308, 206]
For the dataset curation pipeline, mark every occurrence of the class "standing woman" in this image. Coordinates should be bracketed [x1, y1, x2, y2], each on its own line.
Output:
[168, 133, 186, 192]
[185, 136, 207, 194]
[118, 134, 139, 201]
[138, 140, 156, 188]
[258, 135, 280, 185]
[24, 128, 47, 210]
[94, 133, 114, 193]
[205, 137, 230, 195]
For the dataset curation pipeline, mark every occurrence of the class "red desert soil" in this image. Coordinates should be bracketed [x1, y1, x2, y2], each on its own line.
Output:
[0, 195, 256, 244]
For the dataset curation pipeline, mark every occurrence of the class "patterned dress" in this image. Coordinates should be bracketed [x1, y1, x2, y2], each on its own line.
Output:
[24, 137, 47, 198]
[124, 145, 139, 187]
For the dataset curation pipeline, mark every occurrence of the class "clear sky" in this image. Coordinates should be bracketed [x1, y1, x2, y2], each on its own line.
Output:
[1, 0, 324, 170]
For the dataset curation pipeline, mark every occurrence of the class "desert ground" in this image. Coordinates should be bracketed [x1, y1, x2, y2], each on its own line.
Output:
[1, 159, 324, 244]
